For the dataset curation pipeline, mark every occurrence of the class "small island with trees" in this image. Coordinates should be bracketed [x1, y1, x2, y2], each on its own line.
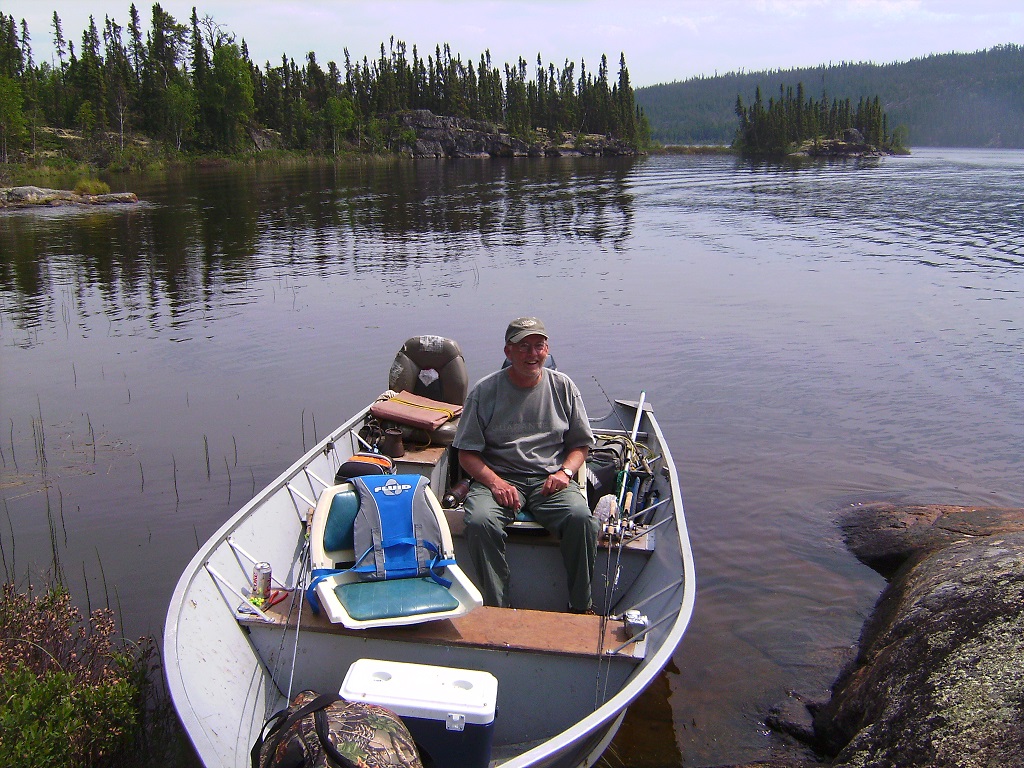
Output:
[733, 82, 905, 156]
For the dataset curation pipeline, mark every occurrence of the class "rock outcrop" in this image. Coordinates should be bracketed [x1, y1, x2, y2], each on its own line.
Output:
[816, 503, 1024, 767]
[397, 110, 639, 158]
[791, 129, 892, 158]
[0, 186, 138, 208]
[760, 503, 1024, 768]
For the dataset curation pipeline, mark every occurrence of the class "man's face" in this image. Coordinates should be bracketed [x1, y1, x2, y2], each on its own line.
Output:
[505, 334, 549, 380]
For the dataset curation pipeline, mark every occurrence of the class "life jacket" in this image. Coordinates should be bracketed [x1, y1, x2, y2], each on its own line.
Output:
[306, 474, 456, 615]
[348, 474, 453, 583]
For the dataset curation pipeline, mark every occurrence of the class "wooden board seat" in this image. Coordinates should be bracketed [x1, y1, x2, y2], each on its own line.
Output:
[241, 593, 645, 660]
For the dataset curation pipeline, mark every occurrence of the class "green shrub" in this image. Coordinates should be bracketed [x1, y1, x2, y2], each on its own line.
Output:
[0, 662, 137, 766]
[73, 177, 111, 195]
[0, 583, 152, 766]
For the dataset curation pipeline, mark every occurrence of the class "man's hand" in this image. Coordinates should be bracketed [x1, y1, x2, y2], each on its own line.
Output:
[488, 478, 522, 510]
[459, 449, 521, 510]
[542, 446, 588, 496]
[542, 469, 572, 496]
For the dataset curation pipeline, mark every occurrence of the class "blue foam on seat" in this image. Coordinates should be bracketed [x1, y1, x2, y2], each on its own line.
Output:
[515, 508, 537, 523]
[324, 490, 360, 553]
[334, 578, 460, 621]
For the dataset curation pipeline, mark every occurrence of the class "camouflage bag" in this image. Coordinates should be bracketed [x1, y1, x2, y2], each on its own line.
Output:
[252, 690, 423, 768]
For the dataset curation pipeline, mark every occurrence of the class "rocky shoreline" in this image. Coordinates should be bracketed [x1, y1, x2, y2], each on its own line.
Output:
[789, 128, 896, 158]
[398, 109, 639, 158]
[734, 503, 1024, 768]
[0, 186, 139, 209]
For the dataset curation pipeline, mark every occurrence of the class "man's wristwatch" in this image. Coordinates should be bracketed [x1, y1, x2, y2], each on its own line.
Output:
[559, 466, 574, 478]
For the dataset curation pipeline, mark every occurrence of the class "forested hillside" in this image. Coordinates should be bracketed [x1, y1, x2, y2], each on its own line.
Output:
[637, 45, 1024, 148]
[0, 5, 646, 164]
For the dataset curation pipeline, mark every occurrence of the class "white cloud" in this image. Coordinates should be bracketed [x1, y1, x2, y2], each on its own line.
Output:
[658, 15, 708, 34]
[840, 0, 924, 19]
[13, 0, 1024, 86]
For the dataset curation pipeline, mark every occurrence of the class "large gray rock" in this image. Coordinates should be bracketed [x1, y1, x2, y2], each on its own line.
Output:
[841, 503, 1024, 577]
[812, 504, 1024, 767]
[0, 186, 138, 207]
[398, 110, 637, 158]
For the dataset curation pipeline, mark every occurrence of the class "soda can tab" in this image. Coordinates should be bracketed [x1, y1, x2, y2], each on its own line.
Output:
[252, 562, 272, 602]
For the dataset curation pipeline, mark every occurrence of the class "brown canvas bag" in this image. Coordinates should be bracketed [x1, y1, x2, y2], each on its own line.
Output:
[369, 391, 463, 432]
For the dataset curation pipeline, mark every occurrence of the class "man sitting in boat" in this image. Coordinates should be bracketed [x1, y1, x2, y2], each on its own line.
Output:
[453, 317, 599, 614]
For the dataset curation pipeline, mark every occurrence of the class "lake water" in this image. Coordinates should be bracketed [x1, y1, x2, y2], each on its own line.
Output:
[2, 149, 1021, 766]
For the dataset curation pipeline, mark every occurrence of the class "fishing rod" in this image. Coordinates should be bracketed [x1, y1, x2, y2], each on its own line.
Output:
[597, 392, 647, 707]
[614, 391, 646, 519]
[590, 375, 631, 433]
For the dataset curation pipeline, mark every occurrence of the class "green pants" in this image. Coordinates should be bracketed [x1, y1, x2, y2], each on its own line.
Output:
[463, 474, 598, 612]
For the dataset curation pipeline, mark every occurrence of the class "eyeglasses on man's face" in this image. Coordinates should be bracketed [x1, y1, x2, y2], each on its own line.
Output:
[512, 341, 548, 354]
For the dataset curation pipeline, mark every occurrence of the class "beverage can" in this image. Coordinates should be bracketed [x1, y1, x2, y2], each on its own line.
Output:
[252, 562, 272, 602]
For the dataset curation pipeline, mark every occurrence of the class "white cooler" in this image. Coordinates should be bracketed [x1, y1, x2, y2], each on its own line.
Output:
[340, 658, 497, 768]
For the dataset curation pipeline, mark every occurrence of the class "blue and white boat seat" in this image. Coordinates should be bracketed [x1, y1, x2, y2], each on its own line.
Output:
[308, 477, 482, 629]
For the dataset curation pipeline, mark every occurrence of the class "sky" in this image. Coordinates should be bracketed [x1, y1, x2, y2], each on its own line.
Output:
[11, 0, 1024, 87]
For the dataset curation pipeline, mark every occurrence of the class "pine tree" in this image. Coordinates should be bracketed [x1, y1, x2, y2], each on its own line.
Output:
[0, 73, 26, 160]
[74, 16, 105, 131]
[103, 15, 134, 149]
[6, 9, 648, 157]
[0, 13, 23, 78]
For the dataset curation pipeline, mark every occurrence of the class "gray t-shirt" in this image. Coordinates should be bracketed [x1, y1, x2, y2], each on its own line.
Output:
[453, 367, 594, 476]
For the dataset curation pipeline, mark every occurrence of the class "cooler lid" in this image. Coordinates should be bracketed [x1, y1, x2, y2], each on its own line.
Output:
[340, 658, 497, 725]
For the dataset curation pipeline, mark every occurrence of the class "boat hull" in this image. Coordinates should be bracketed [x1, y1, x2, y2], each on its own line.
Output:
[164, 400, 695, 768]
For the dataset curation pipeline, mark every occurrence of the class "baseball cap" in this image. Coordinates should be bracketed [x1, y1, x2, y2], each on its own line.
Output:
[505, 317, 548, 344]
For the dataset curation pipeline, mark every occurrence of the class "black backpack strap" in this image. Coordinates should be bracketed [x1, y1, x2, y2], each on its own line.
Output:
[314, 707, 360, 768]
[251, 693, 340, 768]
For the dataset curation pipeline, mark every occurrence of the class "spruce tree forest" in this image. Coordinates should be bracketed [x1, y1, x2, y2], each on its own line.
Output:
[4, 5, 1020, 164]
[0, 4, 648, 164]
[638, 45, 1024, 148]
